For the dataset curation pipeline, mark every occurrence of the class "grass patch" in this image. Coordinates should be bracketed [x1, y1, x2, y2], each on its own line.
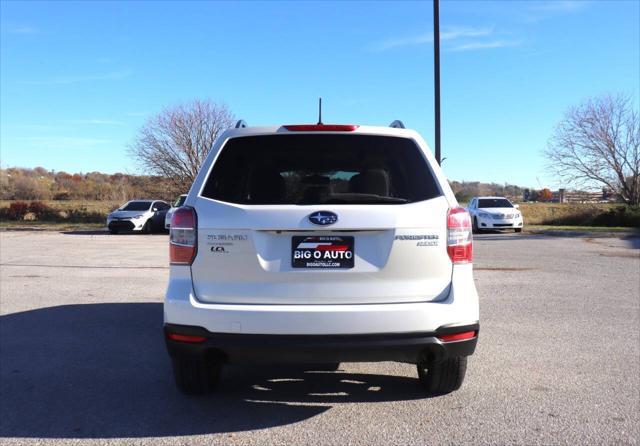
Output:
[0, 200, 120, 214]
[0, 221, 106, 231]
[518, 203, 609, 225]
[518, 203, 640, 227]
[0, 200, 119, 224]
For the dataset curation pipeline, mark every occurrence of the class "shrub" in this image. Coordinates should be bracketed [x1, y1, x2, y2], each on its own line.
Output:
[7, 201, 29, 220]
[65, 207, 106, 223]
[454, 191, 473, 204]
[592, 206, 640, 228]
[624, 207, 640, 228]
[28, 201, 55, 220]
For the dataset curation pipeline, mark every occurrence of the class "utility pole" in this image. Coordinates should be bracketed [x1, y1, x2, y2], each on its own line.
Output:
[433, 0, 441, 165]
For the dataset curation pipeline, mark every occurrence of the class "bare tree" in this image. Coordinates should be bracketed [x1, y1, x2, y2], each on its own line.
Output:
[545, 94, 640, 205]
[130, 100, 234, 189]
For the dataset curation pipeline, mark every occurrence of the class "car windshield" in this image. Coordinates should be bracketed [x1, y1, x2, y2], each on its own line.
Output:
[201, 134, 441, 205]
[478, 198, 513, 208]
[173, 195, 187, 207]
[120, 201, 152, 211]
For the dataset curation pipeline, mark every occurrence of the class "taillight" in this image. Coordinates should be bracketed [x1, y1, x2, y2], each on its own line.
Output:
[166, 332, 206, 343]
[447, 207, 472, 264]
[283, 124, 359, 131]
[170, 206, 197, 265]
[437, 330, 476, 342]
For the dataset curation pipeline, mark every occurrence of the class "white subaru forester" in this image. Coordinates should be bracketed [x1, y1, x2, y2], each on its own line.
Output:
[164, 121, 479, 395]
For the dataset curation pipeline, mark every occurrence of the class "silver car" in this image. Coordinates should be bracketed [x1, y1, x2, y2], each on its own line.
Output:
[107, 200, 170, 234]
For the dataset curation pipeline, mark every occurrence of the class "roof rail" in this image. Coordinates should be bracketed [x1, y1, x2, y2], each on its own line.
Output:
[235, 120, 248, 129]
[389, 120, 405, 129]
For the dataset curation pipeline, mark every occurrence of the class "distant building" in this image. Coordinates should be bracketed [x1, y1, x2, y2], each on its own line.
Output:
[524, 188, 616, 203]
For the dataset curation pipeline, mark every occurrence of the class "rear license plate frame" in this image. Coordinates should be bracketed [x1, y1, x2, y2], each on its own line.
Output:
[291, 236, 355, 269]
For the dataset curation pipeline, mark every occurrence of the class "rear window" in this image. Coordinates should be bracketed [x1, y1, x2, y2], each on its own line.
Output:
[478, 198, 513, 208]
[201, 134, 441, 205]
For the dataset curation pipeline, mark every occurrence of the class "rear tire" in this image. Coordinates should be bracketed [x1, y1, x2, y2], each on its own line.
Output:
[312, 362, 341, 371]
[109, 229, 118, 235]
[172, 356, 221, 395]
[417, 356, 467, 394]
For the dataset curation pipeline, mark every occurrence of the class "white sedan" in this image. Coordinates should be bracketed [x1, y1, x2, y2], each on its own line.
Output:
[467, 197, 524, 233]
[164, 194, 188, 229]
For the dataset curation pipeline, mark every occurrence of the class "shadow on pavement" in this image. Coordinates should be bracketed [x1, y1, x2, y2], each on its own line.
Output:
[0, 303, 427, 439]
[474, 232, 551, 241]
[1, 263, 167, 269]
[61, 230, 168, 236]
[621, 235, 640, 249]
[60, 229, 109, 235]
[476, 231, 640, 247]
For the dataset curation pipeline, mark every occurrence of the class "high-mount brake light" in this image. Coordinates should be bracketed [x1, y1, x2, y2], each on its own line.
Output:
[283, 124, 359, 132]
[447, 207, 473, 264]
[170, 206, 197, 265]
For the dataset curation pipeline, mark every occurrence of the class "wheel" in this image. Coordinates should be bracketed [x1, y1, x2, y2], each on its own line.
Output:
[143, 220, 153, 234]
[109, 229, 118, 235]
[515, 228, 522, 233]
[172, 356, 221, 395]
[472, 217, 480, 234]
[417, 356, 467, 394]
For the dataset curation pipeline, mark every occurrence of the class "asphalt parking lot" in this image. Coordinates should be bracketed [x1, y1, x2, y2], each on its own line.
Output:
[1, 230, 638, 445]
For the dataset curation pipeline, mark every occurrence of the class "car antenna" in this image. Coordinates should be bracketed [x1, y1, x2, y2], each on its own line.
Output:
[317, 97, 323, 125]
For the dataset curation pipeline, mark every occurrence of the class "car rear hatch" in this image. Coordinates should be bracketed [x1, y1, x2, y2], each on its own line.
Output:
[190, 132, 452, 305]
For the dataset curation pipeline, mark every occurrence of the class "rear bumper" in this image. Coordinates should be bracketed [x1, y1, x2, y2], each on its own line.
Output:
[164, 322, 478, 364]
[165, 264, 479, 335]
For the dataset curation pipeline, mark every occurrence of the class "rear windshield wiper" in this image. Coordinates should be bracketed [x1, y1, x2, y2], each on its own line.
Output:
[351, 196, 409, 204]
[315, 196, 409, 204]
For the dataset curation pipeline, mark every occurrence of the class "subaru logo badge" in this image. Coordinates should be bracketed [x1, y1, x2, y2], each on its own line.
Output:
[308, 211, 338, 226]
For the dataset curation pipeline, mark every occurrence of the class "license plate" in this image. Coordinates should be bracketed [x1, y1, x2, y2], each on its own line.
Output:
[292, 236, 354, 269]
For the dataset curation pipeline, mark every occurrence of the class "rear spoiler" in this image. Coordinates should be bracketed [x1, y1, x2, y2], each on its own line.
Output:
[234, 119, 406, 129]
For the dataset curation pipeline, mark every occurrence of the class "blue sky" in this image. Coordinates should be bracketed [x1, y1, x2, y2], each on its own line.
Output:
[1, 0, 638, 188]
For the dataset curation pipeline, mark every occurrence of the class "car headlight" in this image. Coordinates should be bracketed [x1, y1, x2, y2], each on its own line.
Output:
[478, 212, 491, 218]
[132, 214, 144, 219]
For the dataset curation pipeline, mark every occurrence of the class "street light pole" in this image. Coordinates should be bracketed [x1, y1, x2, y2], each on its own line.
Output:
[433, 0, 441, 165]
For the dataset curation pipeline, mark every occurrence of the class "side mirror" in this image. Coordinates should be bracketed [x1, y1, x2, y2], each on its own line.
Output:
[514, 204, 520, 209]
[152, 207, 158, 212]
